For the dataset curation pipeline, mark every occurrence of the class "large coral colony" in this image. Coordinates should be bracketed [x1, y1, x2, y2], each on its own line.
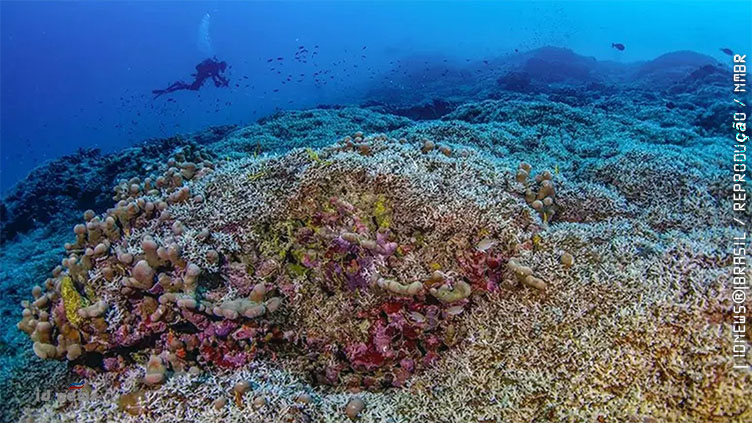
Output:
[18, 132, 560, 410]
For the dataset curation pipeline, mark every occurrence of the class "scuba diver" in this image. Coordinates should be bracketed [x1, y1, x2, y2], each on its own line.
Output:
[152, 57, 229, 98]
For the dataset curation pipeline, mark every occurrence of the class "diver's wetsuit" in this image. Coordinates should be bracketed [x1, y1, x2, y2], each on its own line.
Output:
[153, 58, 229, 98]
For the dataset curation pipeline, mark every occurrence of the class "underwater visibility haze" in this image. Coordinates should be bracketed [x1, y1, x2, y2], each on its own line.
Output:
[0, 1, 751, 422]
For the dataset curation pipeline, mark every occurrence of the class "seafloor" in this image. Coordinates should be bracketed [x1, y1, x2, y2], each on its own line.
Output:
[1, 48, 750, 422]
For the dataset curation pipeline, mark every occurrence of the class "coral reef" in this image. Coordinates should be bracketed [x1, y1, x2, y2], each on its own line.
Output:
[2, 48, 751, 423]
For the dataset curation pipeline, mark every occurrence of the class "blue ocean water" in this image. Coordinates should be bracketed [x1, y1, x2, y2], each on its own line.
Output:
[1, 1, 749, 192]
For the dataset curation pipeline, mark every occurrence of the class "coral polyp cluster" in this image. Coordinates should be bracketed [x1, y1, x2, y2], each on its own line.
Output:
[18, 133, 547, 388]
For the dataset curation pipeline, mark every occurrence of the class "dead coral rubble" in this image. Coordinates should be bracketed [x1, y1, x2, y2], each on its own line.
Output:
[19, 133, 549, 389]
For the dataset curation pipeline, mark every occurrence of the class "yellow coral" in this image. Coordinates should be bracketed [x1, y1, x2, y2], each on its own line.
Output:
[257, 220, 298, 261]
[84, 284, 97, 302]
[373, 195, 391, 229]
[247, 170, 267, 181]
[532, 234, 542, 250]
[60, 276, 85, 327]
[305, 147, 321, 163]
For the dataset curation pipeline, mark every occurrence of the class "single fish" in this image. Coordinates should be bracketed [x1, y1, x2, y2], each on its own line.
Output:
[476, 238, 496, 252]
[720, 48, 734, 56]
[446, 305, 464, 316]
[611, 43, 625, 51]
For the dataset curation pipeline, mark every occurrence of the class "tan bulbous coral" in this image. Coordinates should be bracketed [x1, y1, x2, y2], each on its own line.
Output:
[345, 397, 366, 420]
[65, 343, 83, 361]
[144, 354, 166, 385]
[78, 300, 108, 318]
[376, 278, 424, 296]
[128, 260, 155, 290]
[508, 258, 546, 290]
[429, 280, 472, 303]
[518, 162, 558, 223]
[32, 341, 58, 359]
[560, 252, 575, 268]
[211, 294, 281, 320]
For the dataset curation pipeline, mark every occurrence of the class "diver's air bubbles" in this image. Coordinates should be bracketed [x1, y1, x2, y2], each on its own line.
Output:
[198, 13, 213, 56]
